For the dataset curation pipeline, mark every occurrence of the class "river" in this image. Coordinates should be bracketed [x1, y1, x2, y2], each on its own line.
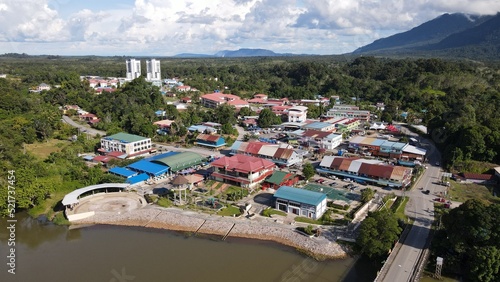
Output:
[0, 213, 378, 282]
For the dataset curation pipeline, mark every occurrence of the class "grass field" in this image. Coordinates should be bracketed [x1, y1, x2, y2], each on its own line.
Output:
[217, 205, 241, 216]
[448, 181, 499, 205]
[25, 139, 71, 159]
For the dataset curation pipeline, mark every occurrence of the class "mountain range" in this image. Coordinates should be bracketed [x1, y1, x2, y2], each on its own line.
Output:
[174, 48, 299, 58]
[174, 12, 500, 60]
[353, 12, 500, 59]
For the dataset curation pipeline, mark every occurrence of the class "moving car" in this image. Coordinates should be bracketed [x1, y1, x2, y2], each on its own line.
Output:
[423, 189, 430, 195]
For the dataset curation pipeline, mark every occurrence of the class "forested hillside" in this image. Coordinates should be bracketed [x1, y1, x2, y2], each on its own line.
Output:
[0, 55, 499, 216]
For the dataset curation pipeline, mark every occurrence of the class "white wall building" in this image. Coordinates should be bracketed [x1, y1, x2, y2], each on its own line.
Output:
[100, 132, 151, 156]
[287, 106, 308, 123]
[321, 133, 343, 150]
[274, 186, 327, 220]
[126, 59, 141, 80]
[146, 59, 161, 81]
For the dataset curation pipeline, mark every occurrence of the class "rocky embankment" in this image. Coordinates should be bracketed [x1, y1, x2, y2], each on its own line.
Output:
[73, 208, 348, 260]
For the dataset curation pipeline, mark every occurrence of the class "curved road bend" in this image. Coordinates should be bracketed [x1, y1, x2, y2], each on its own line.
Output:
[61, 115, 107, 137]
[381, 131, 444, 282]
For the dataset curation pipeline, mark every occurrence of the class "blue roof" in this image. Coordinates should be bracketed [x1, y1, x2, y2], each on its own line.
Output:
[127, 160, 169, 176]
[188, 125, 216, 133]
[126, 173, 149, 184]
[274, 186, 327, 206]
[304, 122, 331, 129]
[109, 167, 138, 178]
[147, 151, 179, 161]
[83, 155, 94, 161]
[371, 139, 385, 146]
[230, 140, 242, 151]
[382, 141, 396, 146]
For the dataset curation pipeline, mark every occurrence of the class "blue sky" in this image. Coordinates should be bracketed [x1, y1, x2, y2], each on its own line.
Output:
[0, 0, 499, 56]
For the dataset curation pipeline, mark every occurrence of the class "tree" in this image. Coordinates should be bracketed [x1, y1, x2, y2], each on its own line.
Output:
[360, 188, 375, 203]
[239, 106, 255, 117]
[257, 108, 281, 128]
[214, 104, 237, 125]
[357, 210, 402, 258]
[468, 246, 500, 282]
[221, 123, 237, 135]
[302, 162, 315, 180]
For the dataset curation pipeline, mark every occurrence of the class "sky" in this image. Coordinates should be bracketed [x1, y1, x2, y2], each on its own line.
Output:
[0, 0, 499, 56]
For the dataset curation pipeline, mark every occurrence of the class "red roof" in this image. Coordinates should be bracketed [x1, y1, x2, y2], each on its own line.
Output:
[201, 92, 240, 102]
[227, 100, 249, 106]
[197, 133, 221, 142]
[211, 155, 275, 174]
[302, 130, 331, 139]
[248, 98, 267, 104]
[461, 173, 495, 181]
[106, 151, 126, 158]
[272, 105, 291, 111]
[93, 155, 112, 163]
[245, 142, 266, 155]
[80, 113, 97, 118]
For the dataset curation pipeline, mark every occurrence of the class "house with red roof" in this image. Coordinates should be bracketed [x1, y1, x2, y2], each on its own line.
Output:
[460, 172, 497, 184]
[195, 134, 226, 149]
[317, 156, 413, 188]
[210, 155, 275, 190]
[262, 171, 300, 190]
[79, 113, 100, 125]
[230, 141, 302, 167]
[201, 92, 249, 109]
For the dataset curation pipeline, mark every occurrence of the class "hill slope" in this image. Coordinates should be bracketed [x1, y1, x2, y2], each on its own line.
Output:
[354, 13, 491, 54]
[352, 13, 500, 61]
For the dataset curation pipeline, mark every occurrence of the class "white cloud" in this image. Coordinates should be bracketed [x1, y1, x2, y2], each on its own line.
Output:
[0, 0, 499, 55]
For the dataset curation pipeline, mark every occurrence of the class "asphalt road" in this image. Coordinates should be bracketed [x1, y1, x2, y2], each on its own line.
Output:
[381, 127, 445, 282]
[61, 115, 107, 137]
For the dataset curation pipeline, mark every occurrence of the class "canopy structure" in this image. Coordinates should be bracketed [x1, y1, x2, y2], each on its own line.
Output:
[62, 183, 130, 206]
[126, 173, 149, 185]
[152, 152, 205, 172]
[127, 159, 169, 176]
[109, 167, 138, 178]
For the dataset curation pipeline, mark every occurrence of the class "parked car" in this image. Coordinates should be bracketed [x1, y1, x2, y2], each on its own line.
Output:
[329, 182, 337, 186]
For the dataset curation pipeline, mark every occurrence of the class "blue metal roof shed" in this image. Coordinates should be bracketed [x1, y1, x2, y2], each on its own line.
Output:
[127, 160, 169, 176]
[274, 186, 327, 206]
[109, 167, 138, 178]
[126, 173, 149, 184]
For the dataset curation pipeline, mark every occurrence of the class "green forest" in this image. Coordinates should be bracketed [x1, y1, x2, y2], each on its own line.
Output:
[0, 54, 499, 216]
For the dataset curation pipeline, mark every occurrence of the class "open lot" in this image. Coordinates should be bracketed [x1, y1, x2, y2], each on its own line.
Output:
[24, 139, 71, 159]
[448, 181, 500, 205]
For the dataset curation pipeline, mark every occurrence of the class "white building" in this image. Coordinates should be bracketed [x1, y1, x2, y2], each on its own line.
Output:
[326, 105, 370, 123]
[322, 133, 343, 150]
[126, 59, 141, 80]
[287, 106, 308, 123]
[146, 59, 161, 81]
[100, 132, 151, 156]
[274, 186, 327, 220]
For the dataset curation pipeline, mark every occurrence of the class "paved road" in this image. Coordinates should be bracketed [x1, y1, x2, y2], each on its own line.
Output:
[381, 127, 446, 282]
[61, 115, 107, 137]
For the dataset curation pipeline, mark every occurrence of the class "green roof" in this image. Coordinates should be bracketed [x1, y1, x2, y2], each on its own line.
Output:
[266, 171, 293, 185]
[274, 186, 326, 206]
[105, 132, 149, 143]
[152, 151, 205, 172]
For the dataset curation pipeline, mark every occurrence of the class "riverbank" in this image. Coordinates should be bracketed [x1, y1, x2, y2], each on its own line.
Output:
[72, 207, 348, 260]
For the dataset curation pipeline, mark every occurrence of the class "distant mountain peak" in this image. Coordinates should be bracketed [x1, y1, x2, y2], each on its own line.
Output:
[174, 48, 303, 58]
[352, 12, 497, 60]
